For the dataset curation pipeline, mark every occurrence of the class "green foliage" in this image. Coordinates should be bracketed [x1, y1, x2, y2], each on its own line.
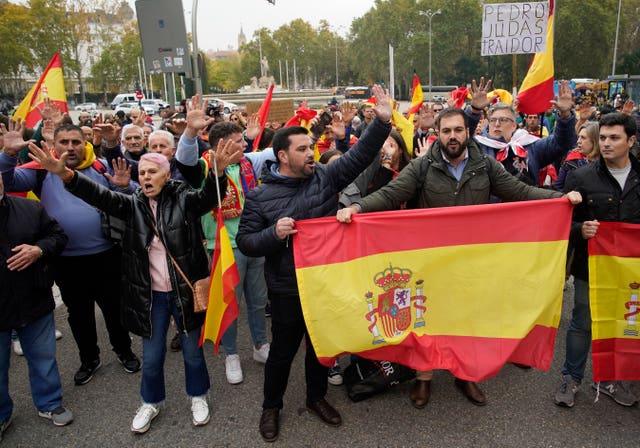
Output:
[90, 25, 142, 95]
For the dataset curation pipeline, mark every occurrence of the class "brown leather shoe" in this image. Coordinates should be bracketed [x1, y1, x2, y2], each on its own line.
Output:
[454, 379, 487, 406]
[306, 398, 342, 427]
[259, 408, 280, 442]
[410, 380, 431, 409]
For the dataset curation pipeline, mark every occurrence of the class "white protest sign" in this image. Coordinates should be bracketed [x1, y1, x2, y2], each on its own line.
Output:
[481, 1, 549, 56]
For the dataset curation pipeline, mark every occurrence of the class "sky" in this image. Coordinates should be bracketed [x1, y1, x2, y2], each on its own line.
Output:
[130, 0, 375, 52]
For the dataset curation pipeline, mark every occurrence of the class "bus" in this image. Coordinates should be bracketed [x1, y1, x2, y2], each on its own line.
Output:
[606, 75, 640, 103]
[344, 86, 372, 100]
[420, 85, 458, 102]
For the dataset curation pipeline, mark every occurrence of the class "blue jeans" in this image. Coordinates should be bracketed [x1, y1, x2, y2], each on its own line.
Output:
[561, 278, 592, 383]
[221, 249, 268, 355]
[141, 291, 210, 404]
[0, 312, 63, 423]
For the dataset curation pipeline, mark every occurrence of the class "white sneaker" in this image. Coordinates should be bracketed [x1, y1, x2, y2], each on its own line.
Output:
[131, 403, 159, 434]
[191, 395, 210, 426]
[55, 329, 62, 340]
[225, 354, 243, 384]
[12, 340, 23, 356]
[253, 343, 270, 364]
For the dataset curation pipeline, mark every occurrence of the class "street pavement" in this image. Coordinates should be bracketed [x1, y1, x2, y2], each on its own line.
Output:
[3, 279, 640, 447]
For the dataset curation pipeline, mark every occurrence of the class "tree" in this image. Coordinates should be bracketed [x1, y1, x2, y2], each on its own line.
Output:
[0, 3, 35, 97]
[90, 24, 141, 104]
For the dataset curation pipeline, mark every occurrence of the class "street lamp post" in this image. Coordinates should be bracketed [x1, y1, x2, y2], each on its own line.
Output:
[191, 0, 202, 95]
[611, 0, 622, 75]
[420, 9, 441, 101]
[335, 37, 339, 87]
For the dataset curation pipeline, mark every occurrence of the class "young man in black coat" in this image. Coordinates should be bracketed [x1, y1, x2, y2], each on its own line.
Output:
[237, 85, 392, 442]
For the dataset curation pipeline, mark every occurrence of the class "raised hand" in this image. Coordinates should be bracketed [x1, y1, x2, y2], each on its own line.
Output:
[104, 157, 132, 188]
[551, 80, 574, 117]
[0, 118, 33, 157]
[622, 99, 635, 116]
[330, 113, 346, 140]
[371, 84, 392, 123]
[469, 77, 495, 111]
[341, 101, 357, 125]
[245, 113, 261, 140]
[132, 110, 147, 127]
[41, 119, 55, 144]
[36, 97, 65, 126]
[27, 140, 67, 175]
[185, 94, 215, 138]
[94, 123, 119, 147]
[209, 138, 243, 176]
[165, 118, 187, 136]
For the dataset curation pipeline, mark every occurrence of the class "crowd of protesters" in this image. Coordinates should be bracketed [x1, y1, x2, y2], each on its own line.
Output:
[1, 77, 639, 442]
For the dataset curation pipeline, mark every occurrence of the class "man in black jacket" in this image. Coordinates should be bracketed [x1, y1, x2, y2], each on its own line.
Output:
[0, 174, 72, 436]
[237, 84, 392, 443]
[555, 112, 640, 408]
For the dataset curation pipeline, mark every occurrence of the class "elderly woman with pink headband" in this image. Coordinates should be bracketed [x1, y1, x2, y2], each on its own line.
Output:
[29, 141, 242, 434]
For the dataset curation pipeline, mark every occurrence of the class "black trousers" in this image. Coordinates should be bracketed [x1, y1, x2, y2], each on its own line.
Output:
[54, 246, 131, 364]
[263, 294, 328, 409]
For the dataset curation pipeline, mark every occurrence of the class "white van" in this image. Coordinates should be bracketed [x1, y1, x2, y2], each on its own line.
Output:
[110, 93, 139, 110]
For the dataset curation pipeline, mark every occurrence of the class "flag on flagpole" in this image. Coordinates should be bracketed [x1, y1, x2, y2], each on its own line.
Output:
[200, 209, 240, 353]
[588, 221, 640, 381]
[407, 74, 423, 116]
[293, 199, 572, 382]
[13, 52, 68, 128]
[252, 83, 275, 151]
[517, 0, 555, 115]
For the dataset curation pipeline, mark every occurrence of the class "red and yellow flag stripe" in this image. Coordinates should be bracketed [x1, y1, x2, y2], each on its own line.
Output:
[517, 0, 554, 115]
[13, 52, 68, 128]
[294, 199, 572, 382]
[200, 209, 240, 353]
[589, 221, 640, 381]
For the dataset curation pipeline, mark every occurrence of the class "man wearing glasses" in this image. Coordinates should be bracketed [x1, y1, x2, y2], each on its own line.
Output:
[471, 81, 576, 186]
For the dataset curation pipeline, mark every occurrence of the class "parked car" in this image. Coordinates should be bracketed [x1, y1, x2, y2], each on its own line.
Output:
[74, 102, 98, 111]
[207, 98, 238, 114]
[140, 99, 170, 115]
[110, 93, 138, 110]
[115, 102, 142, 115]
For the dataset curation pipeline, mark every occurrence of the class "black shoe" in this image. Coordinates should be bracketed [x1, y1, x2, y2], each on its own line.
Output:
[259, 408, 279, 442]
[170, 333, 182, 352]
[74, 359, 101, 385]
[118, 351, 141, 373]
[265, 301, 272, 318]
[306, 398, 342, 427]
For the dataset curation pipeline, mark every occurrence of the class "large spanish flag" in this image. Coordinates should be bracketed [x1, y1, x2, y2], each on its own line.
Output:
[293, 199, 572, 382]
[200, 209, 240, 353]
[516, 0, 554, 115]
[13, 52, 68, 128]
[588, 221, 640, 382]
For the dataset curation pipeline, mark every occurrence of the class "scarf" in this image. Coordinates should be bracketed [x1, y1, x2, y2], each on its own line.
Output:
[474, 129, 539, 163]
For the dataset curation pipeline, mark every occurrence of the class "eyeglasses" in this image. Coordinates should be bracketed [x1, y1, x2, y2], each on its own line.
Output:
[488, 117, 515, 125]
[433, 108, 443, 112]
